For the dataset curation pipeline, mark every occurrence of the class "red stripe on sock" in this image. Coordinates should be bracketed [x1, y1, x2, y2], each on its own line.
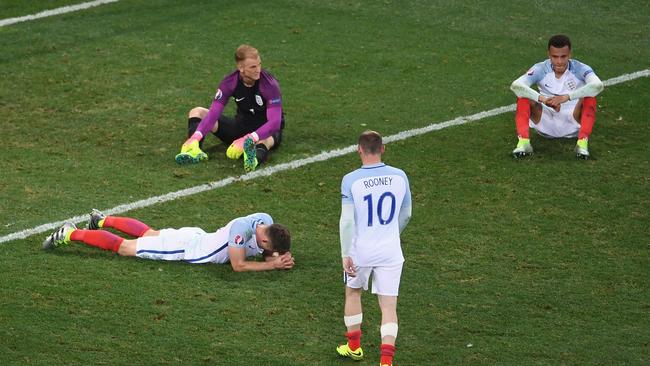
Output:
[578, 97, 597, 139]
[103, 216, 150, 237]
[515, 97, 531, 139]
[70, 229, 124, 252]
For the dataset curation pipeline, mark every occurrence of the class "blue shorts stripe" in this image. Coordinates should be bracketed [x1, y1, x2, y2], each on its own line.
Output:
[136, 249, 185, 255]
[185, 243, 229, 263]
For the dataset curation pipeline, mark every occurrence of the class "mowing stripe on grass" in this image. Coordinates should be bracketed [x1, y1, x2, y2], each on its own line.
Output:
[0, 0, 120, 27]
[1, 69, 648, 244]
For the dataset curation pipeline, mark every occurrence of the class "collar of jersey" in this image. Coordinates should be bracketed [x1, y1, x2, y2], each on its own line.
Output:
[361, 163, 386, 169]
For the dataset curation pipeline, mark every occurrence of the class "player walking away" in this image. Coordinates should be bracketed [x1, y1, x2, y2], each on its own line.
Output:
[43, 211, 294, 272]
[510, 34, 604, 159]
[175, 44, 285, 172]
[336, 131, 412, 366]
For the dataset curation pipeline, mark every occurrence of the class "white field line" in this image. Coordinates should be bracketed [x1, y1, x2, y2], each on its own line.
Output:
[1, 69, 648, 244]
[0, 0, 120, 27]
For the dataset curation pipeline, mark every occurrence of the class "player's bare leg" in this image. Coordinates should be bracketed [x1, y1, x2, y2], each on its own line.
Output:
[187, 107, 220, 135]
[572, 98, 583, 124]
[258, 135, 275, 150]
[188, 107, 209, 120]
[378, 295, 399, 366]
[115, 239, 138, 256]
[120, 227, 189, 257]
[66, 229, 158, 257]
[344, 287, 363, 331]
[530, 100, 543, 124]
[337, 286, 364, 360]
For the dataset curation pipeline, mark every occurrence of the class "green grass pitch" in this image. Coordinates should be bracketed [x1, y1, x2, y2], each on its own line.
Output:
[0, 1, 648, 365]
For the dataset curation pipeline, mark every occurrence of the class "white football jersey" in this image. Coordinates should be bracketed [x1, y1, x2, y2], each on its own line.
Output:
[522, 59, 594, 110]
[341, 163, 411, 267]
[135, 213, 268, 264]
[193, 213, 269, 264]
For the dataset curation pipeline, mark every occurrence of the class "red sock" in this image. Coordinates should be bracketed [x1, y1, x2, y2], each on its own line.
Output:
[70, 229, 124, 252]
[346, 330, 362, 351]
[380, 344, 396, 365]
[578, 97, 597, 139]
[515, 97, 531, 139]
[103, 216, 150, 237]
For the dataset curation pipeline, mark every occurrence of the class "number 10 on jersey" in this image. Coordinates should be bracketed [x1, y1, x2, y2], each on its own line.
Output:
[363, 192, 396, 226]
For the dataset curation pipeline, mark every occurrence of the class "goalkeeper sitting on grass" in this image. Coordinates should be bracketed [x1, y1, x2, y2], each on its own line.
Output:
[175, 44, 285, 172]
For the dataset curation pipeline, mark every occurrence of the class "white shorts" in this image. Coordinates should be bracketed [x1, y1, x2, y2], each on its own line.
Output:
[530, 103, 580, 138]
[135, 227, 229, 263]
[344, 263, 403, 296]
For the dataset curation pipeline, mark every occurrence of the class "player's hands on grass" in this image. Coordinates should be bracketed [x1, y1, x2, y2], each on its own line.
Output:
[342, 256, 357, 277]
[226, 133, 258, 159]
[272, 252, 294, 270]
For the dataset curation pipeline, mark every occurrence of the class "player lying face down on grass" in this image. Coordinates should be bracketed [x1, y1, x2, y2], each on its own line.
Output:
[43, 211, 294, 272]
[175, 44, 285, 172]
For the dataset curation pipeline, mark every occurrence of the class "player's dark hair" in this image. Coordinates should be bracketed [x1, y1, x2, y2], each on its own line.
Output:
[235, 44, 259, 63]
[267, 224, 291, 254]
[548, 34, 571, 50]
[358, 130, 383, 155]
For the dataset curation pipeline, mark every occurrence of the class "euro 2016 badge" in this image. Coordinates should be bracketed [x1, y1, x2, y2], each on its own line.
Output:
[255, 95, 263, 106]
[214, 89, 223, 100]
[234, 234, 244, 246]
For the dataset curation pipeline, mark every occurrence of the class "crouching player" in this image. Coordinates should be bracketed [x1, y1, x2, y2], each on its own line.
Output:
[510, 34, 604, 159]
[43, 211, 294, 272]
[336, 131, 412, 366]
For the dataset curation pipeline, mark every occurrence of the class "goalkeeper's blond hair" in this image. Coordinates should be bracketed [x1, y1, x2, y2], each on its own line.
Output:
[235, 44, 259, 64]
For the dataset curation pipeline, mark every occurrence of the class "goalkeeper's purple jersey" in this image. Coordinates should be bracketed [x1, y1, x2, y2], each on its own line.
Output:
[196, 70, 283, 140]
